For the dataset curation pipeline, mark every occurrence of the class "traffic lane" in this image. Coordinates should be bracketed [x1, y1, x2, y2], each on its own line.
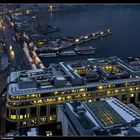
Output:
[4, 25, 31, 70]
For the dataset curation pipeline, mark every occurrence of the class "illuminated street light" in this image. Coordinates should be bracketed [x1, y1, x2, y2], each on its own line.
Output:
[10, 45, 13, 51]
[11, 22, 14, 27]
[11, 50, 15, 56]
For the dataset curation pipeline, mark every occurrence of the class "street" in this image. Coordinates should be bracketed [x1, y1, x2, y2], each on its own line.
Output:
[3, 17, 31, 71]
[0, 14, 32, 135]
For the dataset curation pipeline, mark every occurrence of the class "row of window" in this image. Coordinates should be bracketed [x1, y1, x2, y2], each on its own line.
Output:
[9, 81, 140, 101]
[10, 94, 41, 100]
[8, 86, 140, 107]
[10, 114, 56, 123]
[8, 93, 91, 107]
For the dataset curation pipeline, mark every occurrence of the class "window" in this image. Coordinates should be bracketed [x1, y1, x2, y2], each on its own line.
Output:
[50, 104, 56, 115]
[19, 115, 23, 119]
[10, 109, 16, 120]
[49, 115, 56, 121]
[40, 106, 47, 116]
[20, 108, 27, 119]
[46, 131, 53, 136]
[40, 117, 47, 123]
[11, 115, 16, 120]
[22, 121, 27, 126]
[30, 107, 37, 117]
[30, 119, 37, 125]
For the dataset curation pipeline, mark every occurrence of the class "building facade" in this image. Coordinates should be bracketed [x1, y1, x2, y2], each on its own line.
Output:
[5, 56, 140, 130]
[57, 98, 140, 136]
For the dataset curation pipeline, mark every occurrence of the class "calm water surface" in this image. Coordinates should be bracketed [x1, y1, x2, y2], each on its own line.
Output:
[37, 5, 140, 66]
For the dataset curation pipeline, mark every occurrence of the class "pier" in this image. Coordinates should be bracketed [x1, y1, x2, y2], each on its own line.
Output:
[73, 28, 112, 45]
[57, 28, 112, 50]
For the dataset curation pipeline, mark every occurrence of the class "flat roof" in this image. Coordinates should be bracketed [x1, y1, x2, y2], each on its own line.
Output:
[7, 56, 140, 96]
[62, 98, 140, 136]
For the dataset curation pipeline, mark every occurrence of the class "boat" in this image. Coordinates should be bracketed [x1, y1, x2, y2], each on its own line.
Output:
[75, 46, 96, 52]
[75, 46, 96, 55]
[38, 53, 57, 58]
[60, 50, 77, 56]
[77, 50, 95, 55]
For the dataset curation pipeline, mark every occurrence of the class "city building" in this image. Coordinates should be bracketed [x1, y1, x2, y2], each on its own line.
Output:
[57, 97, 140, 136]
[6, 122, 62, 136]
[5, 56, 140, 131]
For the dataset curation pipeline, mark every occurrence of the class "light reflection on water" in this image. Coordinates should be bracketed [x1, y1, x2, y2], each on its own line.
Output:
[36, 5, 140, 67]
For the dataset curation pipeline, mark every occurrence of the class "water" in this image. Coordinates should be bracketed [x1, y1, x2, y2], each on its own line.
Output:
[37, 5, 140, 67]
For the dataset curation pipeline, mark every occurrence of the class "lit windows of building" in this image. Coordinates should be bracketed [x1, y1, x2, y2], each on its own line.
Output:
[57, 97, 62, 102]
[49, 115, 56, 121]
[79, 88, 87, 92]
[46, 131, 53, 136]
[54, 91, 58, 95]
[6, 56, 140, 129]
[20, 115, 23, 120]
[136, 87, 139, 91]
[98, 86, 103, 90]
[129, 88, 133, 92]
[23, 121, 27, 126]
[115, 90, 119, 93]
[130, 94, 134, 97]
[66, 96, 72, 100]
[11, 115, 16, 120]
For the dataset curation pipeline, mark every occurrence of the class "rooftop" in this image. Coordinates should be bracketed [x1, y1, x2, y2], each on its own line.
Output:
[60, 97, 140, 136]
[7, 56, 140, 96]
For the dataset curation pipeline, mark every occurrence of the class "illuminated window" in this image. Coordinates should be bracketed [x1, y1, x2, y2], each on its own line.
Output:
[82, 94, 86, 97]
[23, 121, 26, 125]
[129, 88, 133, 91]
[71, 90, 75, 93]
[20, 115, 23, 119]
[115, 90, 118, 93]
[130, 94, 134, 97]
[107, 91, 111, 94]
[49, 115, 56, 121]
[136, 87, 139, 90]
[54, 91, 58, 95]
[11, 115, 16, 120]
[33, 101, 36, 104]
[79, 88, 87, 92]
[98, 86, 103, 90]
[61, 92, 65, 95]
[58, 97, 61, 101]
[38, 100, 42, 103]
[66, 96, 71, 100]
[62, 97, 65, 101]
[30, 119, 37, 124]
[121, 89, 125, 92]
[24, 114, 26, 118]
[88, 100, 92, 102]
